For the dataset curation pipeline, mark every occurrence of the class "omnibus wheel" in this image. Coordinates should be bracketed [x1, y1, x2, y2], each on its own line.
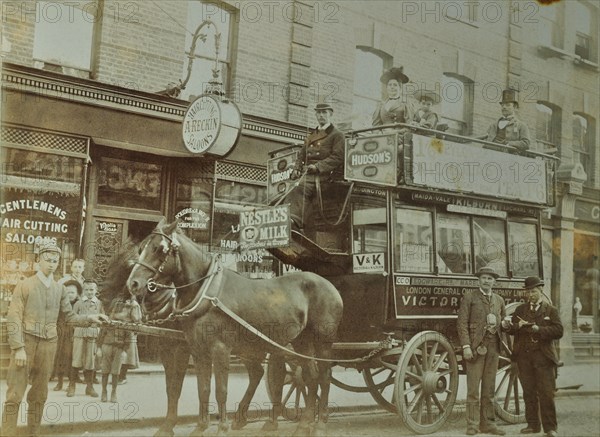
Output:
[495, 302, 526, 424]
[394, 331, 459, 435]
[362, 347, 402, 413]
[265, 357, 307, 423]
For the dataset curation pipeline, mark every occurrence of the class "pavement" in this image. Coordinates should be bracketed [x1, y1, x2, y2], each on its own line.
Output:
[0, 361, 598, 436]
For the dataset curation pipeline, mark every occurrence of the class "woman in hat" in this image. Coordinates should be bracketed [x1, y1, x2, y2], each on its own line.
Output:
[412, 89, 441, 130]
[372, 67, 415, 127]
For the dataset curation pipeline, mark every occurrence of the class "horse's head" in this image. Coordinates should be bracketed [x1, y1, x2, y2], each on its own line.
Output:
[126, 219, 182, 299]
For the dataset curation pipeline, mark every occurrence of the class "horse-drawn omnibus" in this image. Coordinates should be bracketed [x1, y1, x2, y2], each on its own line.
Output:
[122, 122, 558, 436]
[262, 124, 557, 434]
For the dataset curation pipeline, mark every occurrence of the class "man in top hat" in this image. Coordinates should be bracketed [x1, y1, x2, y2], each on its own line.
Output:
[484, 88, 531, 153]
[287, 102, 345, 229]
[457, 266, 509, 435]
[2, 243, 108, 437]
[505, 277, 563, 437]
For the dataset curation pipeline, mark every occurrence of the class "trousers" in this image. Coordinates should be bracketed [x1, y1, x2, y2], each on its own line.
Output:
[465, 335, 500, 429]
[2, 334, 57, 435]
[517, 353, 558, 433]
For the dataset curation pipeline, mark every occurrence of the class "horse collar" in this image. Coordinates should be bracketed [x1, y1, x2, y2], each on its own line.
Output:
[172, 254, 223, 318]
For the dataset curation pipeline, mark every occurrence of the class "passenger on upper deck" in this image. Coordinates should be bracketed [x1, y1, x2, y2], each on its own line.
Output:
[483, 89, 531, 153]
[286, 102, 345, 230]
[372, 67, 415, 127]
[412, 89, 441, 130]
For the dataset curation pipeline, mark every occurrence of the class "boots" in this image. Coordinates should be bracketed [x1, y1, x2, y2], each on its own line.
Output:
[67, 367, 78, 397]
[1, 401, 20, 437]
[26, 401, 43, 437]
[84, 370, 98, 398]
[53, 375, 63, 391]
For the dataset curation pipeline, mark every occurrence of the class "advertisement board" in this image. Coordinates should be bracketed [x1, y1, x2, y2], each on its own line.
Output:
[344, 134, 398, 186]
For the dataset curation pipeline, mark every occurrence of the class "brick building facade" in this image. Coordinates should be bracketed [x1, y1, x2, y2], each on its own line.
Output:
[1, 0, 599, 363]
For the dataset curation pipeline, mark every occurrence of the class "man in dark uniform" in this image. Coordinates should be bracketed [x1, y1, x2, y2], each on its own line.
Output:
[507, 276, 563, 437]
[1, 243, 108, 437]
[286, 102, 345, 229]
[457, 266, 508, 436]
[485, 88, 531, 153]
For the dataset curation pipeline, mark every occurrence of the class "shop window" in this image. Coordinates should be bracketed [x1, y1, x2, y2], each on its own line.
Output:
[436, 213, 472, 275]
[508, 221, 540, 278]
[574, 2, 598, 62]
[180, 0, 235, 101]
[352, 47, 392, 129]
[174, 176, 213, 245]
[97, 157, 163, 211]
[536, 102, 561, 153]
[473, 217, 507, 276]
[573, 113, 596, 186]
[440, 74, 474, 136]
[394, 208, 433, 273]
[537, 3, 563, 49]
[32, 1, 97, 75]
[573, 233, 599, 319]
[352, 203, 387, 254]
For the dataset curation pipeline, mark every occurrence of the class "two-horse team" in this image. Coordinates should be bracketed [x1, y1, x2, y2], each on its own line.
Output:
[123, 219, 343, 436]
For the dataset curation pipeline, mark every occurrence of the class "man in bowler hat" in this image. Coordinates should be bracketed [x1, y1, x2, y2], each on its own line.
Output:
[485, 89, 531, 153]
[286, 102, 345, 229]
[2, 243, 108, 437]
[457, 266, 509, 435]
[506, 276, 563, 437]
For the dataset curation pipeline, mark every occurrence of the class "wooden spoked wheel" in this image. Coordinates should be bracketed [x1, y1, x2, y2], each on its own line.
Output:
[495, 302, 526, 424]
[265, 359, 307, 422]
[394, 331, 459, 435]
[362, 347, 402, 413]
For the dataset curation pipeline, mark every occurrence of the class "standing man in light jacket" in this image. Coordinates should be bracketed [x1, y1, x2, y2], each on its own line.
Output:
[484, 88, 531, 153]
[506, 276, 563, 437]
[457, 266, 508, 436]
[1, 243, 107, 437]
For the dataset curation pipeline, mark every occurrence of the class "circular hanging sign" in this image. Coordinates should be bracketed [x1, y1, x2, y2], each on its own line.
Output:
[182, 94, 222, 154]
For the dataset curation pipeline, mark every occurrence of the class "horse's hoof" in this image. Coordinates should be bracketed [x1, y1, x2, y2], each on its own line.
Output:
[312, 422, 327, 437]
[231, 418, 247, 430]
[154, 426, 175, 437]
[216, 422, 229, 435]
[292, 424, 312, 437]
[261, 420, 279, 431]
[189, 424, 208, 437]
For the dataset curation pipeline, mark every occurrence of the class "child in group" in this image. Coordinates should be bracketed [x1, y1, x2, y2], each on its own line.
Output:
[71, 280, 104, 397]
[52, 280, 81, 393]
[412, 89, 441, 130]
[97, 296, 142, 403]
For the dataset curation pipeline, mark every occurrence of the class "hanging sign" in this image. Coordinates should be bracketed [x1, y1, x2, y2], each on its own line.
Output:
[239, 205, 290, 250]
[181, 94, 242, 157]
[345, 133, 398, 186]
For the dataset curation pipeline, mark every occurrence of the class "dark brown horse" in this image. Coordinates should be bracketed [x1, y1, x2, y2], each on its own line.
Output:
[101, 239, 191, 437]
[126, 219, 343, 436]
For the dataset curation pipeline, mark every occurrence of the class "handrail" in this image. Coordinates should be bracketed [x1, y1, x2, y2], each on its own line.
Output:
[346, 123, 560, 161]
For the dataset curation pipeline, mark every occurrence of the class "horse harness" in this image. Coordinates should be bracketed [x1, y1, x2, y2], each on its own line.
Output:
[130, 230, 394, 363]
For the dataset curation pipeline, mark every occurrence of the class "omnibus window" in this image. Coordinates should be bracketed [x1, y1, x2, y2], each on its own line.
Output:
[395, 209, 433, 273]
[353, 205, 387, 253]
[508, 221, 540, 277]
[473, 217, 507, 276]
[436, 213, 472, 275]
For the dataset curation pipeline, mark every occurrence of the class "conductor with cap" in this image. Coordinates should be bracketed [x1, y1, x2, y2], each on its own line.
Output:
[457, 266, 508, 436]
[287, 102, 345, 229]
[505, 276, 563, 437]
[1, 243, 108, 437]
[484, 88, 531, 153]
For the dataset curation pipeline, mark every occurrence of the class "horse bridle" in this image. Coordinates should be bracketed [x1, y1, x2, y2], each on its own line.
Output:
[133, 230, 217, 293]
[133, 230, 187, 292]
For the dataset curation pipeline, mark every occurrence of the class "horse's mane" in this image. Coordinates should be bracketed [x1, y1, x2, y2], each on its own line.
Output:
[99, 238, 139, 308]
